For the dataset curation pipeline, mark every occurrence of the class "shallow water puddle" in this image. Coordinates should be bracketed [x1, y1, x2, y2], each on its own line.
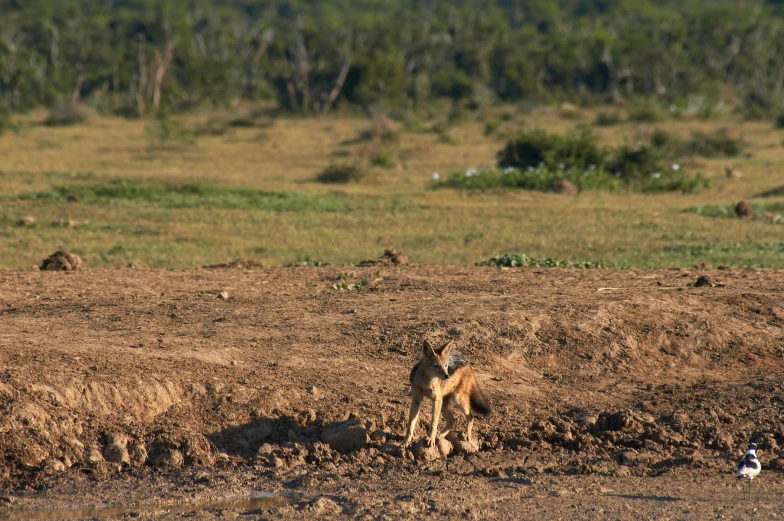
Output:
[0, 491, 301, 520]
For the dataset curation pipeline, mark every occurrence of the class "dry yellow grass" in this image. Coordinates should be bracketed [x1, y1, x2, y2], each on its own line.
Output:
[1, 106, 784, 269]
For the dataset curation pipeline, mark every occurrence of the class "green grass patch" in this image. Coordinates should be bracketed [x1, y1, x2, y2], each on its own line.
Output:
[687, 202, 784, 221]
[477, 253, 629, 269]
[15, 180, 363, 213]
[434, 166, 622, 192]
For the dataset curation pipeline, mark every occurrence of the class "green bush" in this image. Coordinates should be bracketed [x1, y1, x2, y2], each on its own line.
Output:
[607, 144, 664, 179]
[477, 253, 628, 269]
[496, 126, 607, 172]
[350, 117, 400, 144]
[774, 112, 784, 129]
[649, 128, 681, 153]
[45, 100, 89, 126]
[594, 110, 622, 126]
[682, 128, 744, 157]
[627, 104, 662, 123]
[430, 69, 474, 101]
[195, 117, 235, 137]
[144, 116, 195, 146]
[442, 126, 712, 194]
[315, 163, 366, 184]
[370, 150, 396, 169]
[437, 131, 458, 145]
[0, 106, 22, 135]
[483, 120, 501, 136]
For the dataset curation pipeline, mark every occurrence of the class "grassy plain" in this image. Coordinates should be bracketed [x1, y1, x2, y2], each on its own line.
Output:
[1, 106, 784, 269]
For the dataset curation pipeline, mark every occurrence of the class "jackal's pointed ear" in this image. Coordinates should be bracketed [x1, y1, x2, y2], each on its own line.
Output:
[423, 339, 437, 357]
[435, 340, 453, 356]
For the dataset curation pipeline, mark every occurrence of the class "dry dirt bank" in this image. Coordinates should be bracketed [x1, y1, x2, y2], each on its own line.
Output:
[0, 266, 783, 518]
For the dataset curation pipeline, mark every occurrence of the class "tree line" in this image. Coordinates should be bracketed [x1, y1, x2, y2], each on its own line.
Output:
[2, 0, 784, 116]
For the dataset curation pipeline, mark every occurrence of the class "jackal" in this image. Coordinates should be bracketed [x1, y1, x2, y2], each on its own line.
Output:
[402, 339, 492, 448]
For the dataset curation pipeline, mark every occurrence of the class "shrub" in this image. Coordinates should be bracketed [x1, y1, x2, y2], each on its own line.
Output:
[483, 120, 501, 137]
[594, 110, 622, 126]
[315, 163, 366, 184]
[496, 126, 607, 172]
[195, 117, 235, 137]
[437, 132, 458, 145]
[477, 253, 628, 269]
[440, 127, 713, 194]
[649, 128, 681, 153]
[45, 100, 89, 126]
[627, 104, 662, 123]
[682, 128, 744, 157]
[285, 258, 334, 267]
[144, 116, 195, 146]
[0, 106, 21, 135]
[352, 116, 400, 144]
[774, 112, 784, 129]
[370, 150, 396, 169]
[607, 143, 665, 179]
[430, 69, 474, 101]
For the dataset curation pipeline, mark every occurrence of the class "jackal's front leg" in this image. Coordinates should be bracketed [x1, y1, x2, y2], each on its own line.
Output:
[402, 392, 423, 448]
[427, 395, 443, 447]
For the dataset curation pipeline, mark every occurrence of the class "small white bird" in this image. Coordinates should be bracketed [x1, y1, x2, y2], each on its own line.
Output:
[736, 442, 761, 498]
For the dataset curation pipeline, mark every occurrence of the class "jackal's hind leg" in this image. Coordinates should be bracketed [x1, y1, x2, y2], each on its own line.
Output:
[455, 393, 475, 443]
[440, 395, 456, 438]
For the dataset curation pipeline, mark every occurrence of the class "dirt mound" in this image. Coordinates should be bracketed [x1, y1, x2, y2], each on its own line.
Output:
[735, 201, 754, 219]
[359, 249, 409, 266]
[694, 275, 717, 287]
[551, 179, 578, 195]
[0, 266, 782, 496]
[203, 259, 263, 269]
[39, 250, 83, 271]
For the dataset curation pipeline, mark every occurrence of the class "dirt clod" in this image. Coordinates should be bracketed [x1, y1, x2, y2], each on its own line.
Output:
[153, 450, 184, 468]
[551, 179, 579, 196]
[301, 497, 341, 515]
[320, 419, 368, 453]
[203, 259, 263, 269]
[85, 447, 104, 466]
[128, 443, 147, 467]
[40, 459, 66, 473]
[735, 201, 754, 219]
[103, 443, 130, 465]
[40, 250, 83, 271]
[436, 437, 453, 458]
[446, 433, 479, 455]
[694, 275, 716, 287]
[359, 249, 408, 266]
[412, 440, 441, 461]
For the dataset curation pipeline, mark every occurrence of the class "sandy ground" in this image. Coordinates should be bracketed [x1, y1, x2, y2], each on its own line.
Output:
[1, 265, 783, 519]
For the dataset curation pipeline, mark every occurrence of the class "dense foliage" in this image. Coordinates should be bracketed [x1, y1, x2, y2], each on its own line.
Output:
[433, 126, 712, 194]
[3, 0, 784, 115]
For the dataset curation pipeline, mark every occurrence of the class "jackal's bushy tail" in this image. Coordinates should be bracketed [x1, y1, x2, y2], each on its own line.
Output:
[470, 386, 492, 419]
